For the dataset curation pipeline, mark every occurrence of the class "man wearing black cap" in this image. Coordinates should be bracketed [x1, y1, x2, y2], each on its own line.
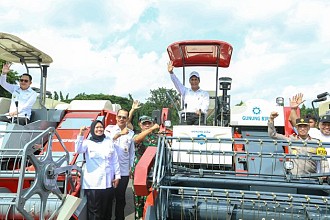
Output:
[132, 115, 159, 220]
[313, 115, 330, 141]
[167, 61, 209, 125]
[268, 111, 329, 175]
[289, 93, 330, 142]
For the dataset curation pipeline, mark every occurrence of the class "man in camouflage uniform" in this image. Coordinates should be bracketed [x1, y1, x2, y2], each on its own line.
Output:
[132, 115, 159, 220]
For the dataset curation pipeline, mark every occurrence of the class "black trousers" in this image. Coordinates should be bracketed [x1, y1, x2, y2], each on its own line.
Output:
[180, 112, 205, 125]
[114, 176, 129, 220]
[85, 187, 115, 220]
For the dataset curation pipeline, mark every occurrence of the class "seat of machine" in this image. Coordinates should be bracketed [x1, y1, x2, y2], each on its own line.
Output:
[0, 98, 11, 115]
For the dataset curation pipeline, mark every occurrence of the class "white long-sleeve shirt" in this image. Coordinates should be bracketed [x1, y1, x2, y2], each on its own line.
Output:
[170, 73, 209, 114]
[105, 125, 135, 176]
[0, 74, 37, 119]
[75, 135, 121, 189]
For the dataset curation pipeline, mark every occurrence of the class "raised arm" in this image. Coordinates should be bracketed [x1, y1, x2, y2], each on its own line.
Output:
[134, 124, 159, 144]
[0, 63, 15, 93]
[268, 111, 287, 140]
[289, 93, 305, 127]
[168, 61, 185, 95]
[127, 100, 141, 129]
[75, 126, 88, 153]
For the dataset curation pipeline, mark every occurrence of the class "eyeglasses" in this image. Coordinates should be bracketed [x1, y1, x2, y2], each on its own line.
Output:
[19, 79, 29, 83]
[117, 115, 127, 120]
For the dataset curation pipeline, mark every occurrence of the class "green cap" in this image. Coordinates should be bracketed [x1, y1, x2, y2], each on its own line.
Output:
[139, 115, 153, 123]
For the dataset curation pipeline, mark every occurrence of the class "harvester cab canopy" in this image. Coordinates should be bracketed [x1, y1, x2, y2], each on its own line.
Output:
[0, 32, 53, 107]
[0, 32, 53, 65]
[167, 40, 233, 68]
[167, 40, 233, 125]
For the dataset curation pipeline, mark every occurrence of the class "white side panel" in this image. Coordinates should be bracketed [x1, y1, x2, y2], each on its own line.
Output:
[69, 100, 113, 111]
[112, 104, 122, 112]
[172, 125, 233, 165]
[57, 195, 82, 220]
[230, 99, 285, 126]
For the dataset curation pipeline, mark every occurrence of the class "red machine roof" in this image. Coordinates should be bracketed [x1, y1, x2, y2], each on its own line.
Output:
[167, 40, 233, 68]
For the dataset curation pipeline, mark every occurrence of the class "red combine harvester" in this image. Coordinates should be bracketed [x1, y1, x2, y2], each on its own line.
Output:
[0, 33, 118, 219]
[134, 40, 330, 219]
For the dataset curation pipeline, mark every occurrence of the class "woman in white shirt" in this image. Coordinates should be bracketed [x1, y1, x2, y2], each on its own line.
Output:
[75, 120, 121, 220]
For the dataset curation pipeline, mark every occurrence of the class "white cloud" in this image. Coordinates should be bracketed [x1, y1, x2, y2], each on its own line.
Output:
[1, 0, 330, 110]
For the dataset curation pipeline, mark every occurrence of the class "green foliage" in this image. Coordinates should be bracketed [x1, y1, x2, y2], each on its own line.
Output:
[300, 103, 317, 118]
[51, 91, 70, 103]
[73, 93, 132, 111]
[0, 60, 20, 98]
[54, 91, 59, 100]
[59, 91, 64, 101]
[236, 100, 244, 106]
[145, 87, 180, 126]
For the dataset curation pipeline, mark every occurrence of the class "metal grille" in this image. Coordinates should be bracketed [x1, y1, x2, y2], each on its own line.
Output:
[151, 136, 330, 220]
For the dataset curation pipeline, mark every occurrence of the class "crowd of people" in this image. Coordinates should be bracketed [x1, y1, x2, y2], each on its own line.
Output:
[3, 62, 330, 219]
[1, 60, 211, 220]
[267, 93, 330, 176]
[70, 62, 210, 220]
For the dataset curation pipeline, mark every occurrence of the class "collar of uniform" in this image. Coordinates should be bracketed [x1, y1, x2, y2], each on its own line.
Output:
[296, 134, 312, 141]
[188, 88, 201, 93]
[17, 86, 33, 92]
[114, 124, 122, 132]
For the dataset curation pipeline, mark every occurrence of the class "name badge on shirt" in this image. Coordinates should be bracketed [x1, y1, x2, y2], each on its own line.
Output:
[317, 147, 327, 156]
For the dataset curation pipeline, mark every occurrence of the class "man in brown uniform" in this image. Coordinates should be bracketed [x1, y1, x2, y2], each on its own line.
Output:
[268, 112, 328, 176]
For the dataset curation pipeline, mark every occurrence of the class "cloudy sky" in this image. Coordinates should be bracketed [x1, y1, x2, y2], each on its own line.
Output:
[1, 0, 330, 107]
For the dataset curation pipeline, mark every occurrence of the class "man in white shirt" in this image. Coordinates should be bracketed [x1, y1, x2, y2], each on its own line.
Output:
[167, 61, 209, 125]
[105, 109, 135, 220]
[312, 115, 330, 142]
[1, 63, 37, 125]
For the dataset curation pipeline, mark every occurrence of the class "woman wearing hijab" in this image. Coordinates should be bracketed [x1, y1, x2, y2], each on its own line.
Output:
[75, 120, 121, 220]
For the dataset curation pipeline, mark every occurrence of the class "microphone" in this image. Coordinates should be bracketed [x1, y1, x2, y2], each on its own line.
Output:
[317, 92, 329, 99]
[15, 101, 19, 125]
[198, 109, 201, 126]
[312, 97, 327, 103]
[184, 103, 187, 122]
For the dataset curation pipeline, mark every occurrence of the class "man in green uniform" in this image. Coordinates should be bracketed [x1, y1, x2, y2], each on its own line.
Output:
[132, 115, 159, 220]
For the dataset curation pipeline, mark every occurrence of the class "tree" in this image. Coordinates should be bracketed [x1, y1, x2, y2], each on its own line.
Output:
[54, 91, 59, 101]
[300, 103, 316, 118]
[235, 101, 244, 106]
[59, 91, 64, 101]
[73, 93, 131, 111]
[144, 87, 180, 126]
